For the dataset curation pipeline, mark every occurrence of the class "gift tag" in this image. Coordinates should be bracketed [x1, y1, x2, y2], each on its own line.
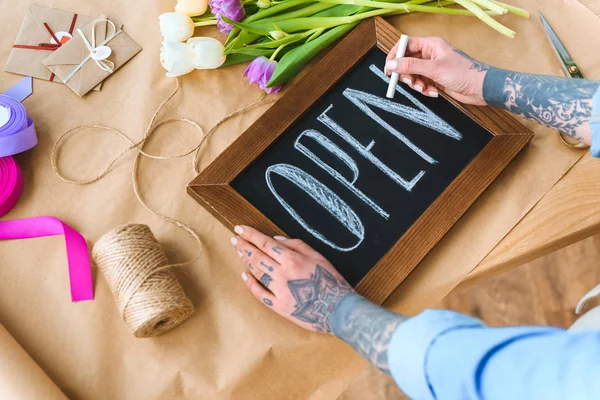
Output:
[91, 46, 112, 61]
[50, 32, 74, 46]
[0, 106, 11, 128]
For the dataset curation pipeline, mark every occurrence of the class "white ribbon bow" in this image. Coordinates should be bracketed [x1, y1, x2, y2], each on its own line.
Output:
[63, 19, 123, 84]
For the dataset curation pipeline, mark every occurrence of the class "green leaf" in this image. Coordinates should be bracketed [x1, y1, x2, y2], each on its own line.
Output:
[225, 3, 335, 50]
[225, 28, 242, 47]
[267, 21, 358, 87]
[225, 31, 262, 54]
[245, 0, 315, 23]
[229, 47, 275, 56]
[220, 53, 259, 68]
[223, 15, 346, 34]
[245, 5, 260, 15]
[246, 29, 319, 49]
[312, 4, 363, 16]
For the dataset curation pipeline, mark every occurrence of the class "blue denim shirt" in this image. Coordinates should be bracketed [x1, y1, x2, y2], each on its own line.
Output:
[388, 309, 600, 400]
[387, 88, 600, 400]
[591, 87, 600, 156]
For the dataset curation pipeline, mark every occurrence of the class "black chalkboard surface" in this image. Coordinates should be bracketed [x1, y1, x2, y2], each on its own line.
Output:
[230, 48, 492, 286]
[188, 17, 533, 304]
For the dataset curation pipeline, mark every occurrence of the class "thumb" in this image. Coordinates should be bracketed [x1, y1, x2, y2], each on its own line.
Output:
[385, 57, 437, 79]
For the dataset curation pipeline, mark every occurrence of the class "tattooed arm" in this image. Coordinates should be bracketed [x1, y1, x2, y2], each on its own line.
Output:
[231, 227, 600, 400]
[385, 37, 600, 145]
[483, 69, 599, 144]
[230, 225, 408, 374]
[332, 293, 407, 375]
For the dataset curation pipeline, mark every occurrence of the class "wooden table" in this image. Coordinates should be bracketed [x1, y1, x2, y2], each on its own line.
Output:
[458, 0, 600, 289]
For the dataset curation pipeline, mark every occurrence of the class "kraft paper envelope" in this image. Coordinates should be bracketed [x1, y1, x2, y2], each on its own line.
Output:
[5, 4, 95, 82]
[42, 16, 142, 97]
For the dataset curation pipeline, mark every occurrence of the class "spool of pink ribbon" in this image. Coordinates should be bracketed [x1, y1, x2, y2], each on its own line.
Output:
[0, 76, 36, 217]
[0, 157, 23, 217]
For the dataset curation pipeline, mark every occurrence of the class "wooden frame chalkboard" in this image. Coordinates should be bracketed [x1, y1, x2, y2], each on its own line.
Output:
[188, 17, 533, 305]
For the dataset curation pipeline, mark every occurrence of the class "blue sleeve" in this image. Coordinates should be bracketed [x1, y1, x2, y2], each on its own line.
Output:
[590, 86, 600, 157]
[387, 309, 600, 400]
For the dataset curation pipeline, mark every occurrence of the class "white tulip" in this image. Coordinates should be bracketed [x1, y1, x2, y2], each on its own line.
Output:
[160, 41, 195, 77]
[175, 0, 208, 16]
[187, 37, 226, 69]
[159, 12, 195, 42]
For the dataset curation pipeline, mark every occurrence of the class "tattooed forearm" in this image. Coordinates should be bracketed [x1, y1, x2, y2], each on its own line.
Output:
[483, 68, 600, 142]
[287, 265, 353, 333]
[332, 294, 407, 375]
[454, 49, 491, 72]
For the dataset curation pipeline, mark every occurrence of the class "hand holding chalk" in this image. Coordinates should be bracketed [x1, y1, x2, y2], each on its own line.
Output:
[386, 35, 409, 99]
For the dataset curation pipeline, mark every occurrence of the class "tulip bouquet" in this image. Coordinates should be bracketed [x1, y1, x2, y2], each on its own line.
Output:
[160, 0, 528, 92]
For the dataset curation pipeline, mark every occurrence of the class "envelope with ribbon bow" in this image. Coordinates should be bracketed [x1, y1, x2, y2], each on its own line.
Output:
[42, 16, 142, 97]
[5, 5, 95, 82]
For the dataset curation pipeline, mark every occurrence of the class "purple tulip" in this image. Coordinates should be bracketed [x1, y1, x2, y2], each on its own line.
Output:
[209, 0, 245, 34]
[243, 56, 282, 94]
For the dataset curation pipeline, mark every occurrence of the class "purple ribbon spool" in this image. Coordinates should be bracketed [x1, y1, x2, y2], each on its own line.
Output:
[0, 94, 37, 158]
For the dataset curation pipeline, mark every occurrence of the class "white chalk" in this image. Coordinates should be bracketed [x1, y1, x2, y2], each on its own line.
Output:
[386, 34, 410, 99]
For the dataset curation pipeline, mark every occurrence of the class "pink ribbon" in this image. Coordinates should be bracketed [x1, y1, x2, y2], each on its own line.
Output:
[0, 157, 23, 217]
[0, 217, 94, 302]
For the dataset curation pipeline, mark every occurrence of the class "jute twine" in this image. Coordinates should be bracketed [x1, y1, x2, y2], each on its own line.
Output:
[51, 80, 276, 269]
[93, 224, 194, 337]
[51, 79, 276, 336]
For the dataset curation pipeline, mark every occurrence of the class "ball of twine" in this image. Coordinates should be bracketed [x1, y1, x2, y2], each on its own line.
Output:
[92, 224, 194, 338]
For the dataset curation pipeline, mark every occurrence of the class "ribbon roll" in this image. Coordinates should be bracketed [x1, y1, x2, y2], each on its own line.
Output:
[0, 216, 94, 302]
[0, 94, 37, 158]
[0, 157, 23, 217]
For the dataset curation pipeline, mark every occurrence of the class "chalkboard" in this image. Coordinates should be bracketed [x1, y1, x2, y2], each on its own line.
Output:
[188, 17, 533, 304]
[231, 47, 492, 286]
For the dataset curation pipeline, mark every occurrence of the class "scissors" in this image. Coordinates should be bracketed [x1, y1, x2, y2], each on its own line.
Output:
[538, 11, 589, 149]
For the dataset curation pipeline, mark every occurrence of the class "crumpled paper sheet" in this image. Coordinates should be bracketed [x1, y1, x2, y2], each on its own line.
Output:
[0, 0, 597, 398]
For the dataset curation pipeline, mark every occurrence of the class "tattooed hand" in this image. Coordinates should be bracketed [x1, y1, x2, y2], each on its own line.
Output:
[231, 225, 354, 333]
[231, 226, 408, 374]
[384, 36, 489, 105]
[385, 36, 600, 145]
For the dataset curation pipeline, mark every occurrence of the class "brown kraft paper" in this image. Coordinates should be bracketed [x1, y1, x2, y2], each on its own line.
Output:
[0, 0, 598, 398]
[0, 323, 67, 400]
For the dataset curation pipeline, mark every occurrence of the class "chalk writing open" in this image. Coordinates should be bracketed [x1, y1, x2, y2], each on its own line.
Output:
[265, 63, 462, 252]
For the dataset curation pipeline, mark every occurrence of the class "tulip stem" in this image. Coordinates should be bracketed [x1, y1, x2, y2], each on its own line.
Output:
[223, 8, 394, 35]
[488, 0, 529, 17]
[271, 44, 286, 60]
[315, 0, 501, 16]
[452, 0, 515, 37]
[194, 20, 218, 26]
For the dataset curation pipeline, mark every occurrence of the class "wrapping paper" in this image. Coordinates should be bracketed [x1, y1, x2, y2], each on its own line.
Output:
[0, 0, 598, 398]
[0, 323, 67, 400]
